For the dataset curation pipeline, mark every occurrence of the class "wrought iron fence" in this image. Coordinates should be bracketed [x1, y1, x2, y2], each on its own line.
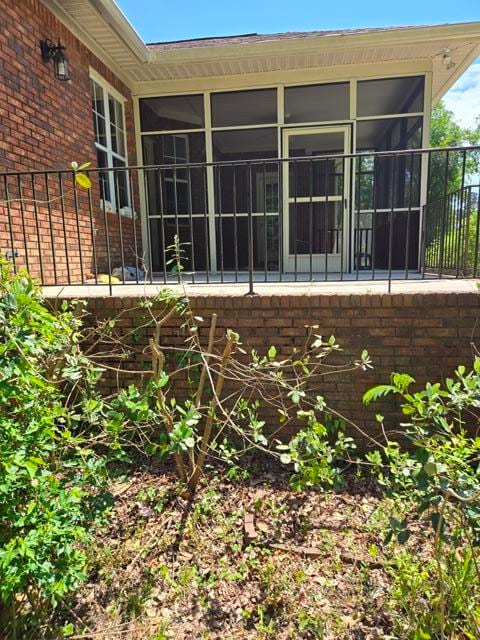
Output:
[0, 145, 479, 294]
[423, 183, 479, 277]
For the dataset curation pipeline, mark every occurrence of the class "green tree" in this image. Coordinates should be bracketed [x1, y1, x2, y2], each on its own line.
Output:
[428, 100, 479, 201]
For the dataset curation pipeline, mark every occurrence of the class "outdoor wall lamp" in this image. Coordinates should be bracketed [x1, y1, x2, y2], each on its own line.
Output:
[441, 48, 456, 71]
[40, 39, 70, 81]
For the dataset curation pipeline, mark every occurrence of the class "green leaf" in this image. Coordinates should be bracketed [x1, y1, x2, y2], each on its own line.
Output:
[268, 345, 277, 360]
[397, 529, 410, 544]
[423, 460, 437, 476]
[363, 385, 395, 405]
[75, 173, 92, 189]
[280, 453, 292, 465]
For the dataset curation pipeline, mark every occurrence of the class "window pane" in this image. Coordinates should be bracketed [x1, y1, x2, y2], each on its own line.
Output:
[142, 133, 206, 217]
[212, 128, 277, 161]
[211, 89, 277, 127]
[356, 116, 423, 151]
[109, 95, 124, 130]
[110, 124, 126, 158]
[112, 158, 129, 209]
[289, 202, 342, 254]
[216, 216, 279, 271]
[357, 76, 424, 117]
[285, 83, 349, 123]
[356, 117, 423, 210]
[140, 95, 204, 131]
[149, 217, 209, 272]
[91, 80, 104, 116]
[213, 128, 278, 215]
[142, 132, 205, 165]
[93, 114, 107, 147]
[96, 148, 110, 203]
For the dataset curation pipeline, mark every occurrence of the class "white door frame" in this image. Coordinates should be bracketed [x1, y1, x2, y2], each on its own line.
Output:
[282, 125, 351, 273]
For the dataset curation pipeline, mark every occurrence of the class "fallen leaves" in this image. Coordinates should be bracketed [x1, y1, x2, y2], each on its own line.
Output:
[62, 464, 403, 639]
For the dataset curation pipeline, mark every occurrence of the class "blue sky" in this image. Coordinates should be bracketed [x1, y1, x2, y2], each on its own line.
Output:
[117, 0, 480, 127]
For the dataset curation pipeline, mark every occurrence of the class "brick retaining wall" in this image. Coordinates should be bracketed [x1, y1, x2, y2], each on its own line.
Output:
[65, 288, 480, 445]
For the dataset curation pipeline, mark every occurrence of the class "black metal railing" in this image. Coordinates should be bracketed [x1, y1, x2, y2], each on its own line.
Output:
[423, 183, 480, 277]
[0, 145, 479, 294]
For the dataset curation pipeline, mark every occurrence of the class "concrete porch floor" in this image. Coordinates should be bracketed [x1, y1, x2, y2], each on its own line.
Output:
[42, 272, 480, 298]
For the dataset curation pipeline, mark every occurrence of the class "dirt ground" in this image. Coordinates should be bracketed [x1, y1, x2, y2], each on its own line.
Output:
[59, 458, 418, 640]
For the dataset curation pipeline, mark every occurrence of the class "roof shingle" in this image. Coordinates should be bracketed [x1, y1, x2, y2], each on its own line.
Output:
[146, 24, 441, 51]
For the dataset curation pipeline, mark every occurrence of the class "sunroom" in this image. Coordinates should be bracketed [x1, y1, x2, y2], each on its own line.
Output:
[139, 76, 425, 279]
[122, 23, 480, 284]
[3, 17, 479, 291]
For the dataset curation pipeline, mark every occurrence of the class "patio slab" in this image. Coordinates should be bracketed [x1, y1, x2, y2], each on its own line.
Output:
[43, 276, 480, 299]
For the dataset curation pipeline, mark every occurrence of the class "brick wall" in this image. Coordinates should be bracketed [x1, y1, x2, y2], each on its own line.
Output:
[64, 289, 480, 445]
[0, 0, 142, 283]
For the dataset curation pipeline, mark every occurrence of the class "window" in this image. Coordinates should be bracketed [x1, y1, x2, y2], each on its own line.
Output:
[357, 76, 424, 117]
[140, 95, 204, 131]
[142, 132, 206, 216]
[142, 131, 207, 273]
[211, 89, 277, 127]
[90, 76, 130, 212]
[212, 127, 279, 271]
[284, 83, 349, 123]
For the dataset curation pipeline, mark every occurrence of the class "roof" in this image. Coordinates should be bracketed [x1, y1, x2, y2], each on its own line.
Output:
[147, 25, 441, 51]
[41, 2, 480, 102]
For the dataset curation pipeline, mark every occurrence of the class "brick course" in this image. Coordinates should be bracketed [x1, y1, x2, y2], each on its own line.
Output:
[0, 0, 142, 282]
[63, 289, 480, 446]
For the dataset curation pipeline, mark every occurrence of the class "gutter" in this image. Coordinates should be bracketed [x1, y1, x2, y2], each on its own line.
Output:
[148, 22, 480, 65]
[87, 0, 150, 64]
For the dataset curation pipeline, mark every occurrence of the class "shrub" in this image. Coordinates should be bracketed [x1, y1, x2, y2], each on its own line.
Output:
[0, 261, 115, 617]
[364, 364, 480, 638]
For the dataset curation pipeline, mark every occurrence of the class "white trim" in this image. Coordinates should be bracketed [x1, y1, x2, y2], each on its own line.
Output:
[133, 96, 150, 273]
[136, 73, 427, 275]
[90, 71, 130, 213]
[89, 68, 128, 104]
[141, 128, 204, 136]
[133, 62, 432, 96]
[282, 125, 351, 273]
[356, 112, 424, 121]
[204, 92, 217, 272]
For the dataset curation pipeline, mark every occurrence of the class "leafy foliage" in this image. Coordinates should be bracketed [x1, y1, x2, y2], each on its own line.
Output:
[364, 362, 480, 638]
[0, 261, 116, 610]
[429, 101, 480, 202]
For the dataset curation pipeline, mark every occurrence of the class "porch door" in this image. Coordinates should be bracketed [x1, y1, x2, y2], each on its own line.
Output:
[282, 126, 350, 273]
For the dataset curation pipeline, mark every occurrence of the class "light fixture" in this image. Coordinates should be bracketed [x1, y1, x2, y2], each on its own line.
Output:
[40, 39, 70, 81]
[442, 48, 456, 71]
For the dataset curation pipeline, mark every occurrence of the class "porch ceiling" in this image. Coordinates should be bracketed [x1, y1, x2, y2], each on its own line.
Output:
[42, 0, 480, 100]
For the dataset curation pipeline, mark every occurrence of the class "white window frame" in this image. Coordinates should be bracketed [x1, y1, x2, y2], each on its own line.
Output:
[90, 70, 131, 214]
[135, 72, 428, 273]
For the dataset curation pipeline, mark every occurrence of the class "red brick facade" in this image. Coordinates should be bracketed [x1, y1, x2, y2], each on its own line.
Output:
[0, 0, 141, 283]
[74, 289, 480, 445]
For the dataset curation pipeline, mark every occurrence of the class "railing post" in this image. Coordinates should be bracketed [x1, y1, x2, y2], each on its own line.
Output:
[438, 151, 450, 278]
[245, 162, 256, 296]
[420, 203, 427, 279]
[462, 186, 472, 275]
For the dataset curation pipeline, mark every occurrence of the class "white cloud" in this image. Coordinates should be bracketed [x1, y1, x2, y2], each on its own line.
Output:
[443, 58, 480, 129]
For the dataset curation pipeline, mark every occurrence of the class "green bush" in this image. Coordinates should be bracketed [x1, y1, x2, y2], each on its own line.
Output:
[364, 364, 480, 638]
[0, 262, 114, 612]
[425, 210, 479, 273]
